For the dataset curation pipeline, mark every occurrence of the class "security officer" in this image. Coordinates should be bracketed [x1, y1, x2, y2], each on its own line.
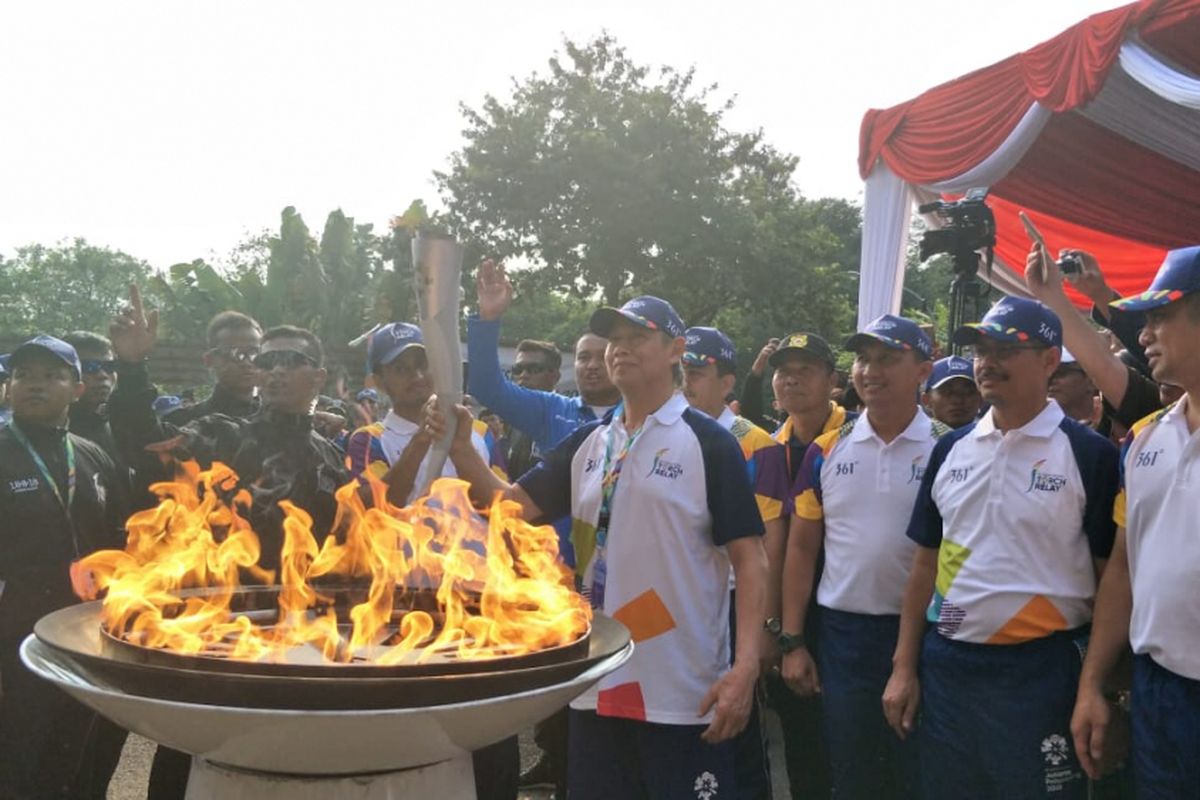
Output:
[0, 335, 130, 799]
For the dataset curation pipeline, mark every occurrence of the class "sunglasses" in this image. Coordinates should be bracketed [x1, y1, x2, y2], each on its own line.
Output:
[252, 349, 318, 370]
[81, 359, 118, 376]
[208, 345, 262, 364]
[510, 363, 552, 377]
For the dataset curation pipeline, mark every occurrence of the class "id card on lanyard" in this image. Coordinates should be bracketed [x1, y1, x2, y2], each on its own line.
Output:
[9, 422, 80, 559]
[589, 421, 643, 609]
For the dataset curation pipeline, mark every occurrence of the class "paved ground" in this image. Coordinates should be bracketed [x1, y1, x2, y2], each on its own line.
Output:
[108, 711, 790, 799]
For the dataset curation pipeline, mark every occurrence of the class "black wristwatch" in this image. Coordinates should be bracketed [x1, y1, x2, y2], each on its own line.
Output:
[763, 618, 806, 654]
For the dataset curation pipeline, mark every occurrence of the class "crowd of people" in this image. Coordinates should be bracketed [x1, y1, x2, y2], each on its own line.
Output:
[0, 240, 1197, 800]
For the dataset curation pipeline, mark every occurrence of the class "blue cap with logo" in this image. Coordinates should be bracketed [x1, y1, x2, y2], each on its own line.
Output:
[9, 335, 83, 380]
[926, 356, 975, 390]
[153, 395, 183, 416]
[590, 296, 686, 339]
[845, 314, 933, 360]
[953, 296, 1061, 348]
[366, 323, 424, 371]
[682, 327, 737, 370]
[1111, 245, 1200, 312]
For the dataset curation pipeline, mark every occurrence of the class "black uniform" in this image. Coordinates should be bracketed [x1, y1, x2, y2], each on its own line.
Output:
[163, 382, 259, 427]
[68, 404, 120, 460]
[110, 363, 349, 571]
[0, 422, 129, 799]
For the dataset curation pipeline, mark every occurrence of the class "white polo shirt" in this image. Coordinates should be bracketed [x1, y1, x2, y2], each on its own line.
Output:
[519, 392, 763, 725]
[1116, 398, 1200, 679]
[793, 409, 946, 615]
[346, 411, 492, 503]
[908, 401, 1119, 644]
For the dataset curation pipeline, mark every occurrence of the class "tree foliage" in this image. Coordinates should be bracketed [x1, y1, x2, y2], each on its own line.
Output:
[438, 33, 862, 361]
[0, 239, 154, 337]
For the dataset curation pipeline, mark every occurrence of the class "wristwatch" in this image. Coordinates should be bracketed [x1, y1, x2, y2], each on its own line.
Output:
[763, 618, 806, 654]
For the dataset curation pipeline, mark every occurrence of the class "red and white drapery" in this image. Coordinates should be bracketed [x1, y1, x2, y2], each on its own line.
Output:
[857, 0, 1200, 326]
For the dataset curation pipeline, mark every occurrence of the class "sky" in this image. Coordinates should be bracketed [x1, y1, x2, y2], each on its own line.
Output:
[1, 0, 1124, 269]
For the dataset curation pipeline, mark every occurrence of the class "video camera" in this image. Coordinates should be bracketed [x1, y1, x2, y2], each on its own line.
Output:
[918, 187, 996, 273]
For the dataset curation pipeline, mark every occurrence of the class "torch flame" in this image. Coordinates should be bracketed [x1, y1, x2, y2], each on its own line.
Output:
[77, 464, 591, 665]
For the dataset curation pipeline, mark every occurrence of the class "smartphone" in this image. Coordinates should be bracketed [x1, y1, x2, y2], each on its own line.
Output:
[1019, 211, 1050, 281]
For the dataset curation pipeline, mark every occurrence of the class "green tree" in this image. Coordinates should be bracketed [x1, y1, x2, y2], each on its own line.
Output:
[436, 34, 830, 326]
[0, 238, 154, 336]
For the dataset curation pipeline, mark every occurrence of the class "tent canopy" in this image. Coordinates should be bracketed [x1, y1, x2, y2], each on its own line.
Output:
[856, 0, 1200, 326]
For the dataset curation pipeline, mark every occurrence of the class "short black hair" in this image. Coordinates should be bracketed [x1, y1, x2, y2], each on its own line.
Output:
[63, 331, 112, 357]
[516, 339, 562, 371]
[262, 325, 325, 367]
[207, 311, 263, 348]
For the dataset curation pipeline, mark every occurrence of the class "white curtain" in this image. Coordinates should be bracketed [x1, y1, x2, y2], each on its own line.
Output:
[1119, 40, 1200, 109]
[1079, 61, 1200, 173]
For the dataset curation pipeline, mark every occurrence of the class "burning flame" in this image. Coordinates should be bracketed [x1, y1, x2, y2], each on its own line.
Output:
[74, 463, 591, 665]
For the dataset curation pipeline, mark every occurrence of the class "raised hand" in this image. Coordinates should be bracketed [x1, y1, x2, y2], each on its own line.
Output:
[476, 259, 514, 321]
[109, 283, 159, 362]
[751, 338, 780, 377]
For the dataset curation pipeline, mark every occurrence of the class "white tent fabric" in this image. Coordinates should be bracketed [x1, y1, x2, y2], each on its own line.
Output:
[857, 103, 1049, 325]
[857, 38, 1200, 328]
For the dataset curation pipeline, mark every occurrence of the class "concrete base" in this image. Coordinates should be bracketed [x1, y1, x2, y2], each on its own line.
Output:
[184, 754, 476, 800]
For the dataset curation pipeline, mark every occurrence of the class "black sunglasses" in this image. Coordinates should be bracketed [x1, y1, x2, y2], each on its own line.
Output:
[510, 363, 552, 376]
[81, 359, 118, 376]
[208, 345, 261, 364]
[252, 349, 318, 370]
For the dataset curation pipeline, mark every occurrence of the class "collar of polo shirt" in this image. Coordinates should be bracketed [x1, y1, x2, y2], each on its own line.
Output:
[849, 410, 932, 444]
[973, 400, 1062, 440]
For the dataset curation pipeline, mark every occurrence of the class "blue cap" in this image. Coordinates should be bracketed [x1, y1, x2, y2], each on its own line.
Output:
[1111, 246, 1200, 312]
[682, 327, 737, 369]
[954, 296, 1061, 348]
[926, 356, 975, 390]
[356, 388, 379, 403]
[9, 335, 82, 379]
[845, 314, 933, 360]
[153, 395, 183, 415]
[366, 323, 424, 371]
[590, 296, 686, 339]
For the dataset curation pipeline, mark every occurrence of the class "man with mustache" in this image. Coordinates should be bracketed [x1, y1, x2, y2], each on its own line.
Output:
[1070, 246, 1200, 796]
[780, 315, 940, 800]
[883, 297, 1119, 800]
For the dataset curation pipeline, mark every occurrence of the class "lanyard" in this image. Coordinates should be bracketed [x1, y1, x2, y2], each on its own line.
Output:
[10, 421, 75, 512]
[594, 422, 643, 550]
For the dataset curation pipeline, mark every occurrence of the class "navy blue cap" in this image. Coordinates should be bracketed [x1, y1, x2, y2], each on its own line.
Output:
[953, 296, 1061, 348]
[356, 388, 379, 403]
[1111, 246, 1200, 312]
[366, 323, 424, 371]
[926, 356, 975, 390]
[590, 296, 686, 339]
[9, 335, 83, 379]
[846, 314, 933, 360]
[153, 395, 183, 415]
[682, 327, 737, 369]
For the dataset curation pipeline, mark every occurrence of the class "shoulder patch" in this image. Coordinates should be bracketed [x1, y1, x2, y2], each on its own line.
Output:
[930, 419, 953, 439]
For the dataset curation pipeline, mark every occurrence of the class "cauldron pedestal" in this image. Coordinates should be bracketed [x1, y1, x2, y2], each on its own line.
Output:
[185, 754, 475, 800]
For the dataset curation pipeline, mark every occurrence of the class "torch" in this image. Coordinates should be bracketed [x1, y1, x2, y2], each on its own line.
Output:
[412, 231, 465, 496]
